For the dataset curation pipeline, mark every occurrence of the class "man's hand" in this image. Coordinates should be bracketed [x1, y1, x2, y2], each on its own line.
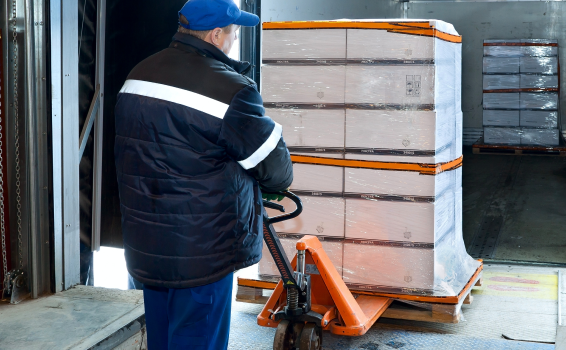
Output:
[262, 192, 285, 202]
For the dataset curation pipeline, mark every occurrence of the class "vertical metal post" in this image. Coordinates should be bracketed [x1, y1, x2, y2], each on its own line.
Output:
[61, 0, 80, 290]
[23, 0, 38, 298]
[50, 0, 80, 290]
[91, 0, 106, 252]
[25, 0, 49, 298]
[239, 0, 261, 88]
[559, 270, 563, 326]
[49, 0, 63, 293]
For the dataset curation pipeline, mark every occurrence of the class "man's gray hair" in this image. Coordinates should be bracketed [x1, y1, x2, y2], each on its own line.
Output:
[179, 14, 233, 40]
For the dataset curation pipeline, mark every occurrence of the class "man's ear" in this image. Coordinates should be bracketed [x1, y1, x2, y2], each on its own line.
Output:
[211, 27, 223, 45]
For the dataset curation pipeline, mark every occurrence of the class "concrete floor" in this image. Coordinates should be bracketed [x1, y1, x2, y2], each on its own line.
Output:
[0, 287, 146, 350]
[462, 147, 566, 263]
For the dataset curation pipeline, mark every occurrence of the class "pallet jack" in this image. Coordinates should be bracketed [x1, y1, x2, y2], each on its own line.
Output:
[260, 191, 393, 350]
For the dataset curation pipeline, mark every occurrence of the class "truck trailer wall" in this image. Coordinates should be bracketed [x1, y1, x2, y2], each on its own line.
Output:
[407, 2, 565, 129]
[261, 0, 402, 22]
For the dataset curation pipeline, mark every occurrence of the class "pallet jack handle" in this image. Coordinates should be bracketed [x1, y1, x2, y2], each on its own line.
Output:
[262, 191, 304, 289]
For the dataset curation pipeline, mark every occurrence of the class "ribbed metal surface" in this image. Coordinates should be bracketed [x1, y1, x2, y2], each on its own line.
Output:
[228, 301, 554, 350]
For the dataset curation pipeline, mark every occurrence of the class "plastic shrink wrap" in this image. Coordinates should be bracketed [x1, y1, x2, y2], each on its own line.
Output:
[482, 39, 560, 146]
[259, 20, 480, 297]
[262, 20, 463, 164]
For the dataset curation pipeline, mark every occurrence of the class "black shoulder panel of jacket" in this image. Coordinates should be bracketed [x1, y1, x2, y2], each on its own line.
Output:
[126, 44, 253, 105]
[246, 137, 293, 192]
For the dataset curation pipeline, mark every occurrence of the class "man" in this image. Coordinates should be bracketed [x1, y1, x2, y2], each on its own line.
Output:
[113, 0, 293, 349]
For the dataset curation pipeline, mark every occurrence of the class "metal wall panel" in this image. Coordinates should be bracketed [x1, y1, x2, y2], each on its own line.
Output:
[261, 0, 402, 21]
[25, 0, 50, 298]
[407, 2, 566, 128]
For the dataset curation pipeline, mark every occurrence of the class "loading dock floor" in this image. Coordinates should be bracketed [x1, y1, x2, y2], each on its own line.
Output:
[463, 146, 566, 263]
[229, 264, 562, 349]
[0, 264, 561, 349]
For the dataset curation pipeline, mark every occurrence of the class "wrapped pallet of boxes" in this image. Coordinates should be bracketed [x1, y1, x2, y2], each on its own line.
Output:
[259, 20, 480, 297]
[483, 39, 560, 146]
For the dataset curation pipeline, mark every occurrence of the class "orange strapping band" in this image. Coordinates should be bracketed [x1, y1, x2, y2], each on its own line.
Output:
[290, 155, 463, 175]
[262, 21, 462, 44]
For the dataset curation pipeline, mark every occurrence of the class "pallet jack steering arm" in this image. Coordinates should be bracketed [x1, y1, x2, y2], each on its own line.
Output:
[260, 191, 393, 350]
[262, 192, 323, 325]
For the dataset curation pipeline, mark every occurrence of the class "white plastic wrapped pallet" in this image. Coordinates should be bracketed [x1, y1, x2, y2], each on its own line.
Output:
[259, 19, 479, 296]
[482, 39, 560, 146]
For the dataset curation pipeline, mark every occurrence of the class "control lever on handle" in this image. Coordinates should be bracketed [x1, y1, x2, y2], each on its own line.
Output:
[262, 200, 285, 213]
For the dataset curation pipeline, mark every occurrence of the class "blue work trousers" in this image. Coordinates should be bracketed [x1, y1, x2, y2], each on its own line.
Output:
[143, 272, 234, 350]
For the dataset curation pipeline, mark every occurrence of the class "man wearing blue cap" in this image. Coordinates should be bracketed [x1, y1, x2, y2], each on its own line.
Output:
[113, 0, 293, 349]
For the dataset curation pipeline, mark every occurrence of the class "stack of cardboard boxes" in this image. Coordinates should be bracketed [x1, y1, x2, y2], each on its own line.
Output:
[259, 20, 479, 296]
[483, 39, 560, 145]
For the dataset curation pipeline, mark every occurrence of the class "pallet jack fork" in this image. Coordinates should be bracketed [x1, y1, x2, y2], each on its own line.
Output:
[259, 192, 393, 350]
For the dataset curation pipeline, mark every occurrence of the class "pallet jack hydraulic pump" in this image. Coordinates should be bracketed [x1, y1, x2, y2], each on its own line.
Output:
[260, 191, 393, 350]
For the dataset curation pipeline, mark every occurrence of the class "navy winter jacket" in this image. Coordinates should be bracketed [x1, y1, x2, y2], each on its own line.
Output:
[114, 33, 293, 288]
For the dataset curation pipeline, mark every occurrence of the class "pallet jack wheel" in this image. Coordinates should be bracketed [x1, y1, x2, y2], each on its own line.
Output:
[299, 323, 322, 350]
[273, 320, 293, 350]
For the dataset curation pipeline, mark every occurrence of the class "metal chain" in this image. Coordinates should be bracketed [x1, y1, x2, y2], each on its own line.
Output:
[0, 59, 6, 286]
[11, 0, 23, 270]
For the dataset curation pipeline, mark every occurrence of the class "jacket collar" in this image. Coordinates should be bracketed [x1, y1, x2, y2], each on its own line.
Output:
[171, 32, 251, 75]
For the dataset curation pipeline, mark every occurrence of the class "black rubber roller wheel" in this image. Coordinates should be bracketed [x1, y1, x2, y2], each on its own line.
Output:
[273, 320, 293, 350]
[299, 323, 322, 350]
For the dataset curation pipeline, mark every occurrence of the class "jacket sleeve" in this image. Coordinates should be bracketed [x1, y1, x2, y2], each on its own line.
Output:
[218, 84, 293, 192]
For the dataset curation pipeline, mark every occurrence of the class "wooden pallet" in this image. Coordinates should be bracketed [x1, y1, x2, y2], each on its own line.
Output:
[236, 265, 483, 324]
[472, 137, 566, 156]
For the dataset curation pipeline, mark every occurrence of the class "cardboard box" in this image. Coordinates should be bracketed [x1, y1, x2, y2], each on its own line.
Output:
[484, 127, 521, 144]
[345, 66, 435, 106]
[262, 29, 346, 60]
[342, 243, 435, 291]
[290, 163, 343, 193]
[483, 75, 520, 90]
[265, 196, 345, 238]
[259, 236, 344, 276]
[483, 45, 522, 58]
[261, 65, 346, 104]
[344, 165, 459, 198]
[520, 75, 558, 89]
[521, 128, 559, 146]
[520, 57, 558, 74]
[342, 225, 476, 295]
[483, 110, 520, 127]
[520, 92, 558, 110]
[520, 111, 558, 128]
[347, 29, 435, 59]
[483, 57, 520, 74]
[267, 108, 345, 149]
[345, 109, 454, 155]
[483, 93, 520, 109]
[345, 190, 455, 244]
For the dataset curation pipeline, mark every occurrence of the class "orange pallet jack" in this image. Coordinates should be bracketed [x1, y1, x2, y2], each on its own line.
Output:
[259, 192, 392, 350]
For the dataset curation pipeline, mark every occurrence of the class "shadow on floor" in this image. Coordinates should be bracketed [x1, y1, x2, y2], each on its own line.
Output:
[463, 146, 566, 263]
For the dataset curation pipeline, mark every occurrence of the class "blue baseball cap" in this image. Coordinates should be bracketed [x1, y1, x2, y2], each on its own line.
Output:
[179, 0, 260, 31]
